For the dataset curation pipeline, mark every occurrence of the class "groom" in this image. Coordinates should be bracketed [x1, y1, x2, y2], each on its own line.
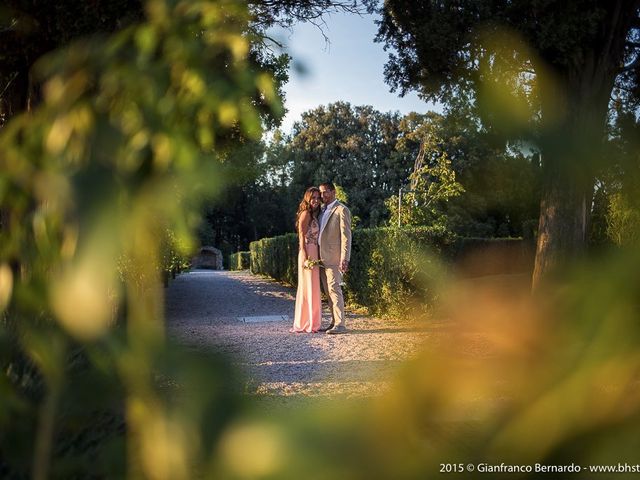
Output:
[318, 182, 352, 334]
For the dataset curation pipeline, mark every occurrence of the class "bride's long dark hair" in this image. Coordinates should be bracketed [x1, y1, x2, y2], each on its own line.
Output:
[295, 187, 320, 230]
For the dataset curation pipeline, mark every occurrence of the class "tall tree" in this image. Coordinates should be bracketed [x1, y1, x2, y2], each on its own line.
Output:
[395, 111, 541, 236]
[592, 106, 640, 246]
[374, 0, 640, 288]
[288, 101, 408, 226]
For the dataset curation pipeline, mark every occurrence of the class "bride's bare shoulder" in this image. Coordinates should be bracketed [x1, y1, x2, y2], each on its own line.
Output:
[299, 209, 311, 220]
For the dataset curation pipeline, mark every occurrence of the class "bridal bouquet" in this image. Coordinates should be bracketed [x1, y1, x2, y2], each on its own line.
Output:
[304, 259, 324, 269]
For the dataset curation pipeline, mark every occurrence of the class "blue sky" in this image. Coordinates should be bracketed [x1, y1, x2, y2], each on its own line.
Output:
[269, 11, 439, 133]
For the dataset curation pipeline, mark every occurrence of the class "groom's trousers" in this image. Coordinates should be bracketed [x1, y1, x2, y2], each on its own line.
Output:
[320, 266, 345, 328]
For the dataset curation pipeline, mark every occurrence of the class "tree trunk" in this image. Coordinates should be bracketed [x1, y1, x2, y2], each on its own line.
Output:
[532, 47, 622, 290]
[532, 152, 593, 290]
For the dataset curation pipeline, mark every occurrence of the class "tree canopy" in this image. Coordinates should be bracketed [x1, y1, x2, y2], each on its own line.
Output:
[374, 0, 640, 287]
[233, 102, 541, 245]
[287, 101, 406, 226]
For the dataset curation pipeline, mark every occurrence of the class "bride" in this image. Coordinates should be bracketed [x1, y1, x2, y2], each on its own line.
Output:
[290, 187, 322, 333]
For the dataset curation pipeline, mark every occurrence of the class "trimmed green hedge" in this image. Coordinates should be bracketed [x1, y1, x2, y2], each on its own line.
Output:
[250, 227, 447, 316]
[345, 227, 454, 316]
[250, 233, 298, 284]
[250, 227, 534, 317]
[229, 251, 251, 270]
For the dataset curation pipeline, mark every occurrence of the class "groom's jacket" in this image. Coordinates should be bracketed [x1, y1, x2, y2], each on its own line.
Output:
[319, 201, 352, 267]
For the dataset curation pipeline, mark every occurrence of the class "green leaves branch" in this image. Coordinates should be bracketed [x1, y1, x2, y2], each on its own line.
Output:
[0, 1, 282, 478]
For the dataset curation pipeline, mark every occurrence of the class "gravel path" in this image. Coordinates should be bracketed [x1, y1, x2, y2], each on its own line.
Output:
[165, 270, 432, 398]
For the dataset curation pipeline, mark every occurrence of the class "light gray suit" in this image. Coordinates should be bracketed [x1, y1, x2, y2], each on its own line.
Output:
[319, 200, 352, 329]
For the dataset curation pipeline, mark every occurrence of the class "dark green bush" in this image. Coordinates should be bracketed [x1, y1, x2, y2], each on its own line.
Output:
[250, 226, 453, 316]
[250, 227, 534, 317]
[250, 233, 298, 285]
[345, 226, 455, 316]
[229, 251, 251, 270]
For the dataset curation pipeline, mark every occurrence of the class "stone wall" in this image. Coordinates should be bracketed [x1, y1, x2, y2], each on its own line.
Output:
[192, 246, 223, 270]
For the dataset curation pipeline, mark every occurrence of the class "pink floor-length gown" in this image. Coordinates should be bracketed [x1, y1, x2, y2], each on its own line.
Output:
[291, 218, 321, 333]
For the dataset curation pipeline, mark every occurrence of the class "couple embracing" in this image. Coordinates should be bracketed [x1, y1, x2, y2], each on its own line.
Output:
[290, 182, 352, 334]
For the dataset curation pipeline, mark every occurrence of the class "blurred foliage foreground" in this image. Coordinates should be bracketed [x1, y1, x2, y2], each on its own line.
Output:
[1, 1, 640, 479]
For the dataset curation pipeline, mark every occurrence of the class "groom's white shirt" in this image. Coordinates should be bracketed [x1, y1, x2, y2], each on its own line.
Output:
[319, 199, 338, 245]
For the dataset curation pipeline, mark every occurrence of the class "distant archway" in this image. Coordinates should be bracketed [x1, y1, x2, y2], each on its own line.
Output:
[192, 246, 223, 270]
